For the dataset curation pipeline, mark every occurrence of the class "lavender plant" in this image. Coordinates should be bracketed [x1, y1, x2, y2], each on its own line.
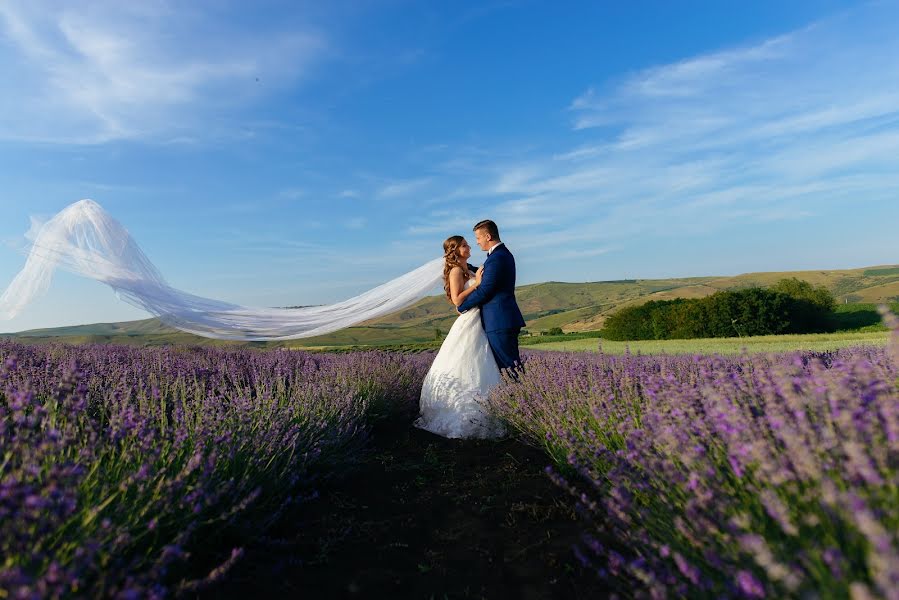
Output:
[491, 327, 899, 597]
[0, 343, 429, 598]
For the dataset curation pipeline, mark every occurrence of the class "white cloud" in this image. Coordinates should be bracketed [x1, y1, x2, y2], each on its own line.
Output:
[407, 215, 476, 236]
[377, 177, 432, 199]
[558, 246, 612, 260]
[278, 188, 305, 200]
[0, 1, 327, 143]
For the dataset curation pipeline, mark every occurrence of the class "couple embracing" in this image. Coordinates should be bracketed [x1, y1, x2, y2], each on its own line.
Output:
[415, 219, 526, 439]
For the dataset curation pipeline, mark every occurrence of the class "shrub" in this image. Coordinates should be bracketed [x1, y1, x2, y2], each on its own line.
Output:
[770, 277, 836, 311]
[602, 281, 836, 341]
[602, 302, 658, 341]
[770, 278, 836, 332]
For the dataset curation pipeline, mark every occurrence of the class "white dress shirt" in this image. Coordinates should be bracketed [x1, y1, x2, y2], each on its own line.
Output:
[486, 242, 504, 255]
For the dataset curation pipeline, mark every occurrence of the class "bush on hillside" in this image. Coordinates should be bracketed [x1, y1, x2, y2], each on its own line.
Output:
[770, 277, 836, 331]
[601, 302, 657, 341]
[602, 278, 837, 341]
[770, 277, 836, 311]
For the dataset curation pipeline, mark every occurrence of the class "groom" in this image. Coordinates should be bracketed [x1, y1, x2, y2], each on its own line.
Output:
[458, 219, 526, 371]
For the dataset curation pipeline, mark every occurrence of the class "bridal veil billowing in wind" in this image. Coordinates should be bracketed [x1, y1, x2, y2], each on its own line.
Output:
[0, 200, 444, 341]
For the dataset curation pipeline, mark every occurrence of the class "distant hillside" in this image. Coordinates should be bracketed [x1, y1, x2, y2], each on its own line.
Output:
[4, 264, 898, 348]
[12, 319, 176, 338]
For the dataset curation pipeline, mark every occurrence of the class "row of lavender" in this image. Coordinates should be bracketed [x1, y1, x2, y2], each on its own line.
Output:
[6, 330, 898, 598]
[491, 315, 899, 598]
[0, 342, 430, 598]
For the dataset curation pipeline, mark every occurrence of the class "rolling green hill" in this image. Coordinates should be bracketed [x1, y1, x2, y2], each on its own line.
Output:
[4, 263, 898, 348]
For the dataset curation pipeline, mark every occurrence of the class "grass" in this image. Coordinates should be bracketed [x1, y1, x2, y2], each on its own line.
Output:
[532, 330, 891, 354]
[863, 267, 899, 276]
[832, 302, 899, 331]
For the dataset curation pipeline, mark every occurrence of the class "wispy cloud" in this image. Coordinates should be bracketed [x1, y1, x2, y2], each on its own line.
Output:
[0, 1, 328, 144]
[278, 188, 305, 200]
[558, 246, 613, 260]
[377, 177, 432, 199]
[407, 214, 478, 236]
[345, 217, 366, 229]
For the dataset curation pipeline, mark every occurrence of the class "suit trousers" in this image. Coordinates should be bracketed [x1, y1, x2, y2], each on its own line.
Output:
[485, 328, 522, 372]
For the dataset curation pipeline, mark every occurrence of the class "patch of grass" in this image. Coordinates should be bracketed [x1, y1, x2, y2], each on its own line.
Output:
[520, 330, 603, 346]
[309, 331, 605, 353]
[532, 330, 891, 355]
[832, 302, 899, 331]
[525, 305, 607, 331]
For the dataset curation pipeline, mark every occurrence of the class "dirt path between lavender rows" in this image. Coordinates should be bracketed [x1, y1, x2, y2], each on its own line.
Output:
[202, 421, 609, 599]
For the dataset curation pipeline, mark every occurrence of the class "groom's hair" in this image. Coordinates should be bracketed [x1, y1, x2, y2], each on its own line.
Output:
[473, 219, 500, 241]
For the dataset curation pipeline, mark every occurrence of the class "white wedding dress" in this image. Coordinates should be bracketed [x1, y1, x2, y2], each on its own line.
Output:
[415, 280, 506, 439]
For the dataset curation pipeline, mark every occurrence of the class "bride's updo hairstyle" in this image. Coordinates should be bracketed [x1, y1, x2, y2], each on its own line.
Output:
[443, 235, 470, 302]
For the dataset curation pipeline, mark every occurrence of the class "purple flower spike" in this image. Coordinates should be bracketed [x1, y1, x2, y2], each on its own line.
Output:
[1, 341, 430, 597]
[488, 339, 899, 598]
[736, 570, 765, 598]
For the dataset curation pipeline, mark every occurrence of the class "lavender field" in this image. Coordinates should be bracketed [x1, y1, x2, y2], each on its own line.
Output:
[492, 311, 899, 599]
[2, 312, 898, 598]
[0, 343, 431, 597]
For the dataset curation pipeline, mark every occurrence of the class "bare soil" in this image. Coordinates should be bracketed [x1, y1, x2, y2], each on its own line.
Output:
[202, 421, 608, 599]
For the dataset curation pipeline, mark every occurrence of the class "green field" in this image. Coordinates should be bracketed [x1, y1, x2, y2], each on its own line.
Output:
[532, 330, 892, 355]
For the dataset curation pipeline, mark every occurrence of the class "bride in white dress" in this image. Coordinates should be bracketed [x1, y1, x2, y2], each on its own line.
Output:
[414, 236, 506, 439]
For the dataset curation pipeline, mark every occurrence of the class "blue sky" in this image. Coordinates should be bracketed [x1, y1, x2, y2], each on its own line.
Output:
[2, 0, 898, 332]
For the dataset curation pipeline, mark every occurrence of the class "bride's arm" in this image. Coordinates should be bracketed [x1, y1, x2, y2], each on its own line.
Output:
[449, 267, 478, 307]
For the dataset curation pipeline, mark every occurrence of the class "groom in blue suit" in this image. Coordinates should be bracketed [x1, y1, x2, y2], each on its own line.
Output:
[458, 220, 526, 371]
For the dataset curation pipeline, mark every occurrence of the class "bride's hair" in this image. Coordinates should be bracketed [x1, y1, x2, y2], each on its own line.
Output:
[442, 235, 470, 302]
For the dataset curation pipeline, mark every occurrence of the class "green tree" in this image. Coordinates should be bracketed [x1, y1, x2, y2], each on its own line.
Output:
[667, 299, 707, 339]
[601, 286, 834, 341]
[702, 288, 794, 337]
[770, 278, 836, 332]
[603, 300, 675, 341]
[771, 278, 836, 311]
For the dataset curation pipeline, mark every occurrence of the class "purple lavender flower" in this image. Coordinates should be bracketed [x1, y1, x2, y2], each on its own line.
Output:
[736, 570, 765, 598]
[1, 341, 431, 597]
[490, 327, 899, 598]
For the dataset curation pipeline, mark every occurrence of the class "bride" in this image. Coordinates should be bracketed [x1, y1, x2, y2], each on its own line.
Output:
[414, 236, 506, 439]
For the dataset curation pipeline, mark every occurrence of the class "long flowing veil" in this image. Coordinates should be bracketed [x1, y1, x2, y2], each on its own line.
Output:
[0, 200, 444, 341]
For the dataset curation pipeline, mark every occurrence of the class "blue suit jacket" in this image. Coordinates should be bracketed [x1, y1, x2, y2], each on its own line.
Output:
[457, 244, 526, 333]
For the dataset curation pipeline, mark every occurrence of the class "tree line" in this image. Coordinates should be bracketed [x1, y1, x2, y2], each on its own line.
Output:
[602, 278, 837, 341]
